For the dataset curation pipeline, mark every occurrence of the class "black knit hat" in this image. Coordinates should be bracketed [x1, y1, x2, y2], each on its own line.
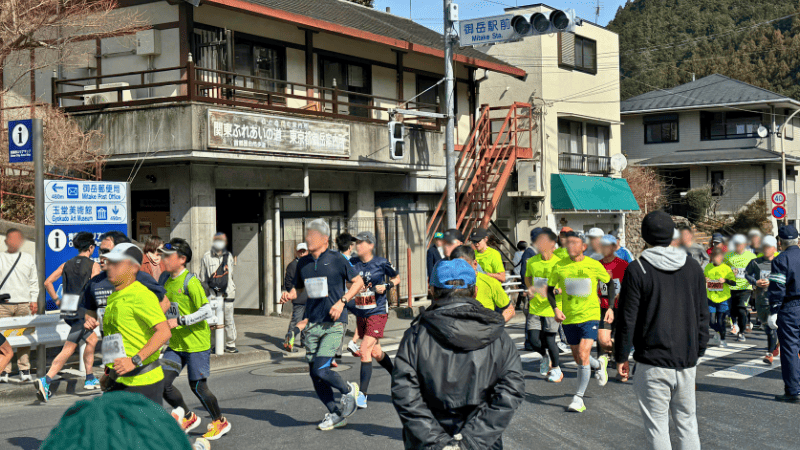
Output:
[641, 211, 675, 247]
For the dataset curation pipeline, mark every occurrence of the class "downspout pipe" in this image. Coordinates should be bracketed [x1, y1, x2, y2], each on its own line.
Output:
[274, 165, 309, 314]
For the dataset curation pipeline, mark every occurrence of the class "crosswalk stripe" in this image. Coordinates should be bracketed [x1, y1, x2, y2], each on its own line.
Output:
[707, 356, 781, 380]
[697, 343, 753, 365]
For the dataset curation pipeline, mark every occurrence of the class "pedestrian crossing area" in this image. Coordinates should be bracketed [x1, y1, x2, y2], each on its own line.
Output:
[348, 323, 783, 383]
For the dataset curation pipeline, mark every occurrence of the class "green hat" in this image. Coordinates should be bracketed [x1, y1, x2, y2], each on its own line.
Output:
[41, 391, 193, 450]
[433, 232, 444, 239]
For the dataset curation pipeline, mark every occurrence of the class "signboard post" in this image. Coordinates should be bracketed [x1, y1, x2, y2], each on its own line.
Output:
[44, 180, 130, 310]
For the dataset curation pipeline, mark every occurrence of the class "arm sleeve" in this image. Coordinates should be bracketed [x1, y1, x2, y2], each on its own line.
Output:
[28, 257, 39, 304]
[293, 261, 305, 290]
[768, 255, 789, 313]
[460, 335, 525, 449]
[744, 260, 759, 286]
[614, 265, 639, 363]
[390, 329, 451, 448]
[180, 303, 213, 326]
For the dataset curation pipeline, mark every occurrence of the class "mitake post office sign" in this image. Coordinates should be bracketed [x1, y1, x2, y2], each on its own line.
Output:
[207, 109, 351, 158]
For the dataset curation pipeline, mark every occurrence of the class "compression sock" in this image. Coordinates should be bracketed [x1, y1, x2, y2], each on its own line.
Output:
[85, 373, 96, 381]
[292, 326, 301, 336]
[577, 365, 591, 397]
[589, 356, 601, 370]
[310, 365, 340, 415]
[313, 357, 349, 394]
[377, 353, 394, 373]
[360, 362, 373, 395]
[190, 379, 222, 421]
[45, 376, 53, 384]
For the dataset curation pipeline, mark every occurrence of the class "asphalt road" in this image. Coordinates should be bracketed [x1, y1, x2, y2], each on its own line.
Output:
[0, 323, 796, 450]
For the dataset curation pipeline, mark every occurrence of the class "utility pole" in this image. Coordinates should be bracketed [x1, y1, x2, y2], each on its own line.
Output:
[33, 118, 46, 377]
[443, 0, 457, 230]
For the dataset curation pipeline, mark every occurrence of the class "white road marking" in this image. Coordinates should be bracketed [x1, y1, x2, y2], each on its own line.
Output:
[707, 356, 781, 380]
[698, 343, 754, 365]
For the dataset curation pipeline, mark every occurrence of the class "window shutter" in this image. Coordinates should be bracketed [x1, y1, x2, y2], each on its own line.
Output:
[558, 32, 575, 68]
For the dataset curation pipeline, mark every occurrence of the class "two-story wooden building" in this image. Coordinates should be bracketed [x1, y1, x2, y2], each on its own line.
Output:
[5, 0, 527, 313]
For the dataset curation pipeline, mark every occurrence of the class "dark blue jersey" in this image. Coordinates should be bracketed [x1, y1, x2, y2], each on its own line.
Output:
[349, 255, 398, 317]
[83, 271, 166, 311]
[294, 249, 358, 324]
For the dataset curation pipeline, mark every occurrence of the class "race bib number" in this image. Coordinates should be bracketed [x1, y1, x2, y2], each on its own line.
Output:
[533, 277, 548, 290]
[305, 277, 329, 299]
[102, 333, 126, 366]
[732, 267, 746, 279]
[166, 302, 180, 320]
[599, 279, 621, 297]
[564, 278, 591, 297]
[61, 294, 80, 312]
[707, 280, 724, 292]
[355, 291, 377, 310]
[760, 270, 771, 281]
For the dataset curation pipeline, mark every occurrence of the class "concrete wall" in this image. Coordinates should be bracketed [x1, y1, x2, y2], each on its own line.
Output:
[688, 163, 784, 215]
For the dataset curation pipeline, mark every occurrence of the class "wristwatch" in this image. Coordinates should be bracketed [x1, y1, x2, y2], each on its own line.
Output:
[339, 297, 348, 304]
[131, 355, 143, 368]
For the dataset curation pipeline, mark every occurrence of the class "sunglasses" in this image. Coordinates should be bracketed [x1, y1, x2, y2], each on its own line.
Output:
[163, 243, 175, 250]
[99, 248, 110, 255]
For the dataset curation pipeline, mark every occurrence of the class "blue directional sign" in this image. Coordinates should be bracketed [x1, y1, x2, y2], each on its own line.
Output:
[44, 180, 129, 310]
[8, 120, 33, 163]
[459, 14, 516, 47]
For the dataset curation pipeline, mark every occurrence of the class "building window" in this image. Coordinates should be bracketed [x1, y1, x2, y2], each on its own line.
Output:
[558, 119, 582, 154]
[586, 124, 609, 156]
[783, 109, 797, 140]
[558, 33, 596, 74]
[416, 75, 440, 113]
[643, 114, 679, 144]
[701, 111, 764, 140]
[233, 40, 286, 92]
[319, 56, 372, 118]
[711, 171, 724, 196]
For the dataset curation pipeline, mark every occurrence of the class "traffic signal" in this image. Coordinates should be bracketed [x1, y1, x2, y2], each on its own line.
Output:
[510, 9, 579, 37]
[389, 121, 405, 160]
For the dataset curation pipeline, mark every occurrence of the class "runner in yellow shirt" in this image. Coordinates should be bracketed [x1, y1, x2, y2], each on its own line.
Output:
[704, 248, 736, 347]
[524, 229, 563, 383]
[546, 231, 612, 413]
[469, 228, 506, 283]
[450, 245, 515, 323]
[99, 243, 171, 405]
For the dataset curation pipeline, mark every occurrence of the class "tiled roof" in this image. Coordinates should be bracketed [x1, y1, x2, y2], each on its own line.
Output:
[621, 74, 797, 113]
[636, 147, 800, 167]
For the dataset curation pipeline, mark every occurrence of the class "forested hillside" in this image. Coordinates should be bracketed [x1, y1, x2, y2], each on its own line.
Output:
[607, 0, 800, 100]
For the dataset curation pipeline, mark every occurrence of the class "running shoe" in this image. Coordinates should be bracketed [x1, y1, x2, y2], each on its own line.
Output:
[34, 377, 51, 402]
[356, 392, 368, 409]
[547, 367, 563, 383]
[318, 412, 347, 430]
[283, 331, 296, 352]
[764, 353, 774, 365]
[596, 355, 609, 387]
[84, 378, 101, 390]
[720, 340, 729, 348]
[224, 347, 238, 354]
[202, 417, 231, 440]
[347, 341, 361, 357]
[174, 411, 201, 434]
[731, 324, 739, 335]
[709, 333, 721, 346]
[19, 370, 32, 383]
[0, 372, 8, 383]
[340, 382, 359, 418]
[774, 394, 800, 403]
[557, 342, 570, 353]
[193, 438, 211, 450]
[737, 333, 746, 342]
[567, 395, 586, 413]
[331, 360, 339, 368]
[773, 343, 781, 357]
[539, 354, 550, 377]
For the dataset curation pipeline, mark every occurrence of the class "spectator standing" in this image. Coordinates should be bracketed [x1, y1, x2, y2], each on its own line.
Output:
[511, 241, 528, 277]
[0, 228, 38, 383]
[141, 236, 166, 281]
[616, 211, 709, 450]
[392, 259, 524, 449]
[679, 226, 709, 267]
[427, 232, 444, 282]
[199, 232, 237, 353]
[442, 229, 465, 259]
[283, 243, 309, 352]
[615, 240, 634, 263]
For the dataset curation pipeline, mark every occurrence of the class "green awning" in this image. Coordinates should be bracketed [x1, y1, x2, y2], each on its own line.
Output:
[550, 174, 640, 212]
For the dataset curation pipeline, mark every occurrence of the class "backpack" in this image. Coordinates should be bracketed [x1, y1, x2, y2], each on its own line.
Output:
[158, 271, 195, 294]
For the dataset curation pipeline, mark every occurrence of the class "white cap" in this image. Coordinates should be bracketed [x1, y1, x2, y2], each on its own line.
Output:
[730, 234, 747, 246]
[748, 229, 763, 238]
[763, 235, 778, 249]
[102, 243, 143, 266]
[587, 227, 604, 238]
[296, 242, 308, 251]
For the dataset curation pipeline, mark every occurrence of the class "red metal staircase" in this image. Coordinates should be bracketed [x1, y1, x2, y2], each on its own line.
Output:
[427, 102, 535, 241]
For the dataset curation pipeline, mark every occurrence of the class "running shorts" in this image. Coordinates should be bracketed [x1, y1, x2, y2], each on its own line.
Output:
[304, 322, 345, 364]
[161, 347, 211, 381]
[562, 321, 599, 346]
[356, 314, 388, 339]
[526, 314, 559, 333]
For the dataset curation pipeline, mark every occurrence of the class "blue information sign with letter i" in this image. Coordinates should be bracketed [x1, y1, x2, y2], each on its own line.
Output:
[8, 120, 34, 163]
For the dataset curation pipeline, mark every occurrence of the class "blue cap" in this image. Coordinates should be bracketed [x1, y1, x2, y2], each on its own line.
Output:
[711, 233, 725, 243]
[530, 227, 543, 240]
[433, 232, 444, 239]
[779, 225, 799, 240]
[430, 259, 476, 289]
[600, 234, 617, 246]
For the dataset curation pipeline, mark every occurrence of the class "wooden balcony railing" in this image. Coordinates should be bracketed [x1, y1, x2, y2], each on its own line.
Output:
[558, 153, 612, 174]
[52, 62, 440, 128]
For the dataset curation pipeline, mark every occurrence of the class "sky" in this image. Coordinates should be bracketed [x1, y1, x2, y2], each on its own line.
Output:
[373, 0, 628, 32]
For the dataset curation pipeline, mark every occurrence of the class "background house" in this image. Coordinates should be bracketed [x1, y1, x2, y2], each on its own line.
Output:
[621, 74, 800, 231]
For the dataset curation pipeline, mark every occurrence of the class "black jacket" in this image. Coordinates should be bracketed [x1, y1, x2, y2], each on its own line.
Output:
[391, 297, 524, 450]
[283, 258, 307, 305]
[615, 251, 710, 368]
[427, 246, 443, 281]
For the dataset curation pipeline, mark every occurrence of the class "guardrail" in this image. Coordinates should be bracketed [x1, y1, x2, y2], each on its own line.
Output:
[502, 273, 525, 295]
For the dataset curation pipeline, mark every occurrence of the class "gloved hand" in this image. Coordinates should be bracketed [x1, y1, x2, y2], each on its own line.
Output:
[768, 314, 779, 330]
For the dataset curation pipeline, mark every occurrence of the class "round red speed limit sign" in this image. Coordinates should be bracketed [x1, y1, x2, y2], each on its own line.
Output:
[772, 191, 786, 205]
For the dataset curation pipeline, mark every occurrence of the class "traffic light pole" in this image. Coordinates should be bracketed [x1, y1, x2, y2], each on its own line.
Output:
[443, 0, 457, 230]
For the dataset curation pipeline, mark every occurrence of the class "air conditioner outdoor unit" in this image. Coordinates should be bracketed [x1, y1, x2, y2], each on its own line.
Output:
[494, 218, 512, 231]
[83, 82, 134, 105]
